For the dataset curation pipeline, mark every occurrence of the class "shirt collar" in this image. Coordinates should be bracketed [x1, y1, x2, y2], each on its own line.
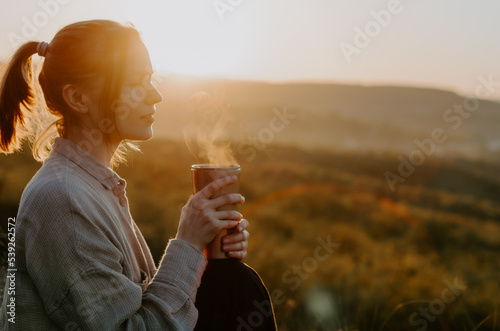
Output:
[51, 137, 125, 190]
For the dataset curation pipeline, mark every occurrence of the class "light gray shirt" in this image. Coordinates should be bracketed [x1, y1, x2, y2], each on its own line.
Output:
[1, 137, 207, 330]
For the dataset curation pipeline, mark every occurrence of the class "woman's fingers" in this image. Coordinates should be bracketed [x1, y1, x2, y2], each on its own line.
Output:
[202, 215, 239, 234]
[198, 175, 238, 199]
[177, 176, 245, 253]
[215, 210, 243, 220]
[221, 218, 249, 260]
[226, 250, 247, 260]
[222, 237, 248, 252]
[222, 229, 249, 245]
[222, 218, 250, 261]
[236, 218, 249, 232]
[193, 175, 243, 211]
[219, 220, 240, 229]
[190, 193, 243, 214]
[208, 193, 244, 209]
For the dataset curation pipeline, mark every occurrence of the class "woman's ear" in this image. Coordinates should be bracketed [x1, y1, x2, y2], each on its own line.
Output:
[62, 84, 89, 114]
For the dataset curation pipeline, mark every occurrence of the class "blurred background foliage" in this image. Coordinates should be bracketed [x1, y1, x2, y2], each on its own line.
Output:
[1, 136, 499, 330]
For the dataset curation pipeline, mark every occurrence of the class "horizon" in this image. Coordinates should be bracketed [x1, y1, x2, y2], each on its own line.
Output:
[0, 59, 499, 102]
[151, 71, 500, 102]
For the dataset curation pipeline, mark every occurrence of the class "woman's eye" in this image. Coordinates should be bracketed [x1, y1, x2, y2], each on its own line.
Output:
[126, 74, 154, 88]
[127, 81, 143, 88]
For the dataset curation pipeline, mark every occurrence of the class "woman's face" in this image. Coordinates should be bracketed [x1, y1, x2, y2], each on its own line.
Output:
[111, 39, 163, 142]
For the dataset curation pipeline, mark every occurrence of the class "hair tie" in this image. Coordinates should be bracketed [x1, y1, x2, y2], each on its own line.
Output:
[37, 41, 49, 57]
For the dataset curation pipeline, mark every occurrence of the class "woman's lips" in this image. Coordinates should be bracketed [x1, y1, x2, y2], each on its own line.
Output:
[141, 112, 155, 122]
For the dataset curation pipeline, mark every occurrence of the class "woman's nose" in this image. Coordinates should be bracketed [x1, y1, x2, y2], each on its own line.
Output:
[146, 85, 163, 105]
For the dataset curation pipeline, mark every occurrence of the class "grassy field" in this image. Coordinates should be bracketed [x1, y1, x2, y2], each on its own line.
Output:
[1, 139, 499, 330]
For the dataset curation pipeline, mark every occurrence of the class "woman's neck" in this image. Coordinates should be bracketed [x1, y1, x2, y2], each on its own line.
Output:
[64, 129, 120, 168]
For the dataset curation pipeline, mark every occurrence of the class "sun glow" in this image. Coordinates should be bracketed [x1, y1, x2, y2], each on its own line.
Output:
[124, 1, 254, 78]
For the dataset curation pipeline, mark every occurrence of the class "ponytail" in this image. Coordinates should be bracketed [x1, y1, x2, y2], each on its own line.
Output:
[0, 41, 39, 153]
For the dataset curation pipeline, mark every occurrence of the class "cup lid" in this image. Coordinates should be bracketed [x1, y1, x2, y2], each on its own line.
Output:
[191, 164, 240, 170]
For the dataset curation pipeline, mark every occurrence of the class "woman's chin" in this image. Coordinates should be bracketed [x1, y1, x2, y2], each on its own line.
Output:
[127, 128, 154, 141]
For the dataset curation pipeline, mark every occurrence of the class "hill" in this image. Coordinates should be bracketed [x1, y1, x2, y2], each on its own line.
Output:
[153, 75, 500, 162]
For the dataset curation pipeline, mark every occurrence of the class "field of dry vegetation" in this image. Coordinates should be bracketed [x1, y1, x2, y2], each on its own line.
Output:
[1, 138, 499, 330]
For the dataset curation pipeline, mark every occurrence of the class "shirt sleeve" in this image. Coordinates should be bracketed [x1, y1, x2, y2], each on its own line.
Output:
[22, 188, 207, 330]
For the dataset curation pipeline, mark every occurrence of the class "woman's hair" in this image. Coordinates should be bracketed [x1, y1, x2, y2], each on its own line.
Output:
[0, 20, 141, 166]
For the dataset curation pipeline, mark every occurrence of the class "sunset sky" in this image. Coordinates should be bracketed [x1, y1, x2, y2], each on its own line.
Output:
[1, 0, 500, 99]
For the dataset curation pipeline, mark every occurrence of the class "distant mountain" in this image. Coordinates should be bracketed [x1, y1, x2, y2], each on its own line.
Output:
[1, 60, 499, 162]
[154, 75, 500, 162]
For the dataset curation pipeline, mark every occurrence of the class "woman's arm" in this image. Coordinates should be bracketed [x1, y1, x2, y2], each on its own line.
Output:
[22, 207, 206, 330]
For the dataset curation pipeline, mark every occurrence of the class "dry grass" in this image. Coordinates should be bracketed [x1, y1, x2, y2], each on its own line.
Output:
[1, 139, 499, 330]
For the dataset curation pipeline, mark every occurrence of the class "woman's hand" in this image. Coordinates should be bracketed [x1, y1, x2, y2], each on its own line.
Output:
[222, 218, 250, 260]
[176, 175, 245, 252]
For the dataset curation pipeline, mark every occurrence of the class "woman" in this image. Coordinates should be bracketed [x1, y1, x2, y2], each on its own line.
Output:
[0, 20, 250, 330]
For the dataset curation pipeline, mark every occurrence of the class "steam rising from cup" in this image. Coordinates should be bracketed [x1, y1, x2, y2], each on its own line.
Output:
[184, 91, 237, 166]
